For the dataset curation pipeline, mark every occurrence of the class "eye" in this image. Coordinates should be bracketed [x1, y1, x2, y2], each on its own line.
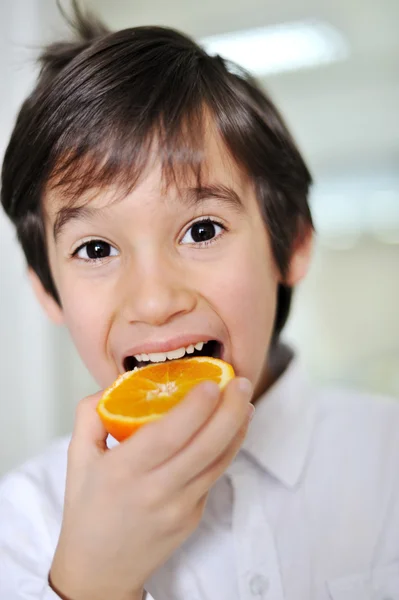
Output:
[181, 219, 225, 245]
[74, 240, 119, 261]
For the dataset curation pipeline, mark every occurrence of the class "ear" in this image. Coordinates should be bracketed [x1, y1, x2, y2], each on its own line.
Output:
[284, 223, 314, 287]
[28, 268, 64, 325]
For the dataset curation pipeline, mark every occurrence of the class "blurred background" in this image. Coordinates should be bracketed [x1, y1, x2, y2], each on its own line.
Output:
[0, 0, 398, 475]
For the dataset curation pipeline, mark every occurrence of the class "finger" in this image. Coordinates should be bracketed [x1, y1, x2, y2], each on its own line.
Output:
[112, 380, 221, 471]
[184, 409, 251, 501]
[154, 377, 252, 489]
[69, 392, 108, 463]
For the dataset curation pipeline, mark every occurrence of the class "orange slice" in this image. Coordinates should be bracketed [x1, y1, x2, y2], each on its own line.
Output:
[97, 356, 235, 441]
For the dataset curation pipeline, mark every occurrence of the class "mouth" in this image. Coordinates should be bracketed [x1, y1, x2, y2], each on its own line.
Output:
[123, 340, 223, 372]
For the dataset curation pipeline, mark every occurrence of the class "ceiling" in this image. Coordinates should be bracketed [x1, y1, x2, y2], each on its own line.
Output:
[86, 0, 399, 182]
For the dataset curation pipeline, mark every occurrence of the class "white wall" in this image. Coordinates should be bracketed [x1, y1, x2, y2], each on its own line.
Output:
[285, 237, 399, 395]
[0, 1, 73, 472]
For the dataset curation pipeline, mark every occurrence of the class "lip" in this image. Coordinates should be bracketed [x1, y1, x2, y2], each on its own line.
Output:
[120, 334, 224, 368]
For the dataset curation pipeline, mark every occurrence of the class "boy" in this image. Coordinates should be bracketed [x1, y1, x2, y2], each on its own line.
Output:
[1, 3, 398, 599]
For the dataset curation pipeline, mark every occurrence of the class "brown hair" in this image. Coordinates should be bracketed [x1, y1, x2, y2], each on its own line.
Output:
[1, 1, 313, 339]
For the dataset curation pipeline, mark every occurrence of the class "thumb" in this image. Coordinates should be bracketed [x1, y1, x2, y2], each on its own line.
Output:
[70, 392, 108, 462]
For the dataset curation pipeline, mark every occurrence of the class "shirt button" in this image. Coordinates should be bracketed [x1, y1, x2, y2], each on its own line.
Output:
[249, 573, 270, 596]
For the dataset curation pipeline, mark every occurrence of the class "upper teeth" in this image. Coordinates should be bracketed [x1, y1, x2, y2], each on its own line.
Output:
[134, 341, 205, 364]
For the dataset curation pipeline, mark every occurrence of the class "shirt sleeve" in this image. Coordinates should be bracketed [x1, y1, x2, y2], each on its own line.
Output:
[0, 467, 157, 600]
[0, 469, 63, 600]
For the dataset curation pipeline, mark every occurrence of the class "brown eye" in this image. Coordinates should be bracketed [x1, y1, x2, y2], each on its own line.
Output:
[75, 240, 119, 260]
[181, 219, 224, 245]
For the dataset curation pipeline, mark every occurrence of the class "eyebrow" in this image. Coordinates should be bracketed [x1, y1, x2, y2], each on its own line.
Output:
[53, 204, 100, 242]
[185, 184, 244, 212]
[52, 183, 244, 242]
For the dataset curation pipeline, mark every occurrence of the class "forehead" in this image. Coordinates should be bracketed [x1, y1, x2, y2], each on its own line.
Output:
[44, 120, 252, 223]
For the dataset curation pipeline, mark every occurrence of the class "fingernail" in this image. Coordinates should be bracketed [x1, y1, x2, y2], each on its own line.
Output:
[238, 377, 253, 397]
[248, 403, 255, 421]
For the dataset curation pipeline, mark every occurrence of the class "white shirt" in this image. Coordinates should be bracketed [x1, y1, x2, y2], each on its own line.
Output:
[1, 352, 399, 600]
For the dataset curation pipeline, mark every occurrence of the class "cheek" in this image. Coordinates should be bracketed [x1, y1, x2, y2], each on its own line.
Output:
[48, 249, 107, 379]
[58, 277, 117, 386]
[204, 230, 279, 381]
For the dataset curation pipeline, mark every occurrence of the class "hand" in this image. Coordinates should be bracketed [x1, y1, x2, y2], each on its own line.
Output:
[50, 376, 254, 600]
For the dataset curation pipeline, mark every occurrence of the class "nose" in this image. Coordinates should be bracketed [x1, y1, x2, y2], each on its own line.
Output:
[120, 254, 197, 327]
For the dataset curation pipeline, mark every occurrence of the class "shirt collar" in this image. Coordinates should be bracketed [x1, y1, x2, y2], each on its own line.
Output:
[239, 343, 317, 488]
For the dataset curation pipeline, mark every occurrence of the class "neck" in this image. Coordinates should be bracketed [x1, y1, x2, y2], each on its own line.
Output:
[253, 342, 293, 403]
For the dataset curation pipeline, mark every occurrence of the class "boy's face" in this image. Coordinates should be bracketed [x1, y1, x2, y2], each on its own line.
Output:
[35, 128, 311, 398]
